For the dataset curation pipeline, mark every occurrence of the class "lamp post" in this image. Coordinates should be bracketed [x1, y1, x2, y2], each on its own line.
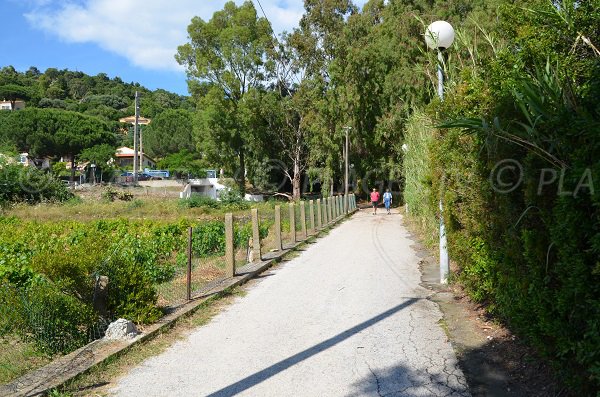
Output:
[90, 164, 96, 185]
[343, 126, 351, 213]
[425, 20, 455, 284]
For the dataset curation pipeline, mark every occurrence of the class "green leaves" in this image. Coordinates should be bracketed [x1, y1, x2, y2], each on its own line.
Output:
[176, 1, 273, 100]
[143, 109, 195, 158]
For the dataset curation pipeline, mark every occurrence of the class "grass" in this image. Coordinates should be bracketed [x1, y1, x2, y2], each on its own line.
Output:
[3, 193, 279, 222]
[0, 337, 52, 384]
[402, 110, 439, 246]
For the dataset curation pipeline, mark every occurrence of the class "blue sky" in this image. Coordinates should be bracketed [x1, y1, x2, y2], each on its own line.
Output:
[1, 0, 366, 96]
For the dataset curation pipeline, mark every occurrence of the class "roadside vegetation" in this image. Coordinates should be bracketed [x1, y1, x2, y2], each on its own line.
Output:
[403, 1, 599, 393]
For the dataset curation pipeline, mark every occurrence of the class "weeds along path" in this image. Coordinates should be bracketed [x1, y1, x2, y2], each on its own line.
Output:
[111, 209, 470, 397]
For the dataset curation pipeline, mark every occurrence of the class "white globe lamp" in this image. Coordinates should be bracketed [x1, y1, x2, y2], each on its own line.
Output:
[425, 20, 455, 50]
[424, 20, 454, 285]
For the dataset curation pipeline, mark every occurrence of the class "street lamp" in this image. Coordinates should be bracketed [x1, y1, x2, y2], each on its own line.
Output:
[425, 21, 455, 100]
[425, 20, 454, 284]
[343, 126, 352, 213]
[90, 164, 96, 185]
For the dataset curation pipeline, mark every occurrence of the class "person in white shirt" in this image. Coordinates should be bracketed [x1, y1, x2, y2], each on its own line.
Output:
[383, 189, 393, 215]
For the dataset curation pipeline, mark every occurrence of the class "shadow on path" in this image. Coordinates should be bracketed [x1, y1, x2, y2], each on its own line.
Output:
[206, 298, 420, 397]
[346, 362, 469, 397]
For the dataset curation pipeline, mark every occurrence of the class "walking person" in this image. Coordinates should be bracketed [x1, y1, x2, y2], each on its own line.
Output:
[383, 188, 393, 214]
[370, 188, 380, 215]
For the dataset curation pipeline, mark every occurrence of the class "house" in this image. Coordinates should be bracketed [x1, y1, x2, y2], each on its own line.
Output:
[0, 100, 25, 111]
[115, 146, 156, 169]
[18, 152, 50, 169]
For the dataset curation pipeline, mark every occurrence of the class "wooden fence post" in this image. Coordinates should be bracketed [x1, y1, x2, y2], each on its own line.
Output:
[317, 198, 323, 230]
[225, 213, 235, 277]
[289, 202, 296, 243]
[251, 208, 261, 262]
[309, 200, 315, 234]
[300, 201, 307, 239]
[334, 196, 339, 219]
[275, 205, 283, 251]
[187, 227, 192, 300]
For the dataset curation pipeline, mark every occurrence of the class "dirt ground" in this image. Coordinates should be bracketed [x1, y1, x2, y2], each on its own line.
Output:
[409, 228, 572, 397]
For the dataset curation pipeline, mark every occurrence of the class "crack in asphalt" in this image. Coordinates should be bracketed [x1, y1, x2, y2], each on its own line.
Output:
[365, 360, 383, 397]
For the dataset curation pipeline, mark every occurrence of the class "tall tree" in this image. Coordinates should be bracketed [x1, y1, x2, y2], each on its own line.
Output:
[0, 108, 117, 182]
[294, 0, 357, 195]
[143, 109, 195, 158]
[0, 84, 31, 110]
[176, 1, 273, 194]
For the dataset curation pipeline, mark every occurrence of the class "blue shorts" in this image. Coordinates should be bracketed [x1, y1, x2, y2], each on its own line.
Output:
[384, 200, 391, 209]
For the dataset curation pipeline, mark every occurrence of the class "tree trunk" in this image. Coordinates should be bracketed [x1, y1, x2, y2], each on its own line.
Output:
[238, 148, 246, 196]
[292, 159, 301, 201]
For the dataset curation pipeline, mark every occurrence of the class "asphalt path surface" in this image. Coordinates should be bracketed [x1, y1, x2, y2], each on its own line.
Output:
[112, 209, 470, 397]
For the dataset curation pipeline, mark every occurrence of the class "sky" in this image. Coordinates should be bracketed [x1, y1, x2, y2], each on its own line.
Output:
[0, 0, 367, 96]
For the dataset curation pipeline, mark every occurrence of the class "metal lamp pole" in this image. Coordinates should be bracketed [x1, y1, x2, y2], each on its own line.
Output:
[343, 126, 351, 213]
[425, 20, 455, 284]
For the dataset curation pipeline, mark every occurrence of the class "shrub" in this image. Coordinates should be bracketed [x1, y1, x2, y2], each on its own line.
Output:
[102, 187, 133, 202]
[180, 194, 220, 209]
[0, 279, 97, 355]
[97, 238, 162, 324]
[0, 164, 73, 205]
[192, 221, 225, 257]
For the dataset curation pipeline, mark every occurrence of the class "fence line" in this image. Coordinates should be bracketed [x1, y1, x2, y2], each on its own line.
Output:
[0, 194, 357, 387]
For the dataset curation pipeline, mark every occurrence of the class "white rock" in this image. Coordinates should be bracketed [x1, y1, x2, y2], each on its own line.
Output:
[104, 318, 139, 340]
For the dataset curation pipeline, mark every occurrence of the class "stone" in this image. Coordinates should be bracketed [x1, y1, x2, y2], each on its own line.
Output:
[104, 318, 139, 340]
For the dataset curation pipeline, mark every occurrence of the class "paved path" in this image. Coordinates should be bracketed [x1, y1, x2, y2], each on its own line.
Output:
[111, 210, 470, 397]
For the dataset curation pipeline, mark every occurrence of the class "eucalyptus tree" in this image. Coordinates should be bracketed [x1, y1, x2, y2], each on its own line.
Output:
[290, 0, 358, 195]
[176, 1, 274, 194]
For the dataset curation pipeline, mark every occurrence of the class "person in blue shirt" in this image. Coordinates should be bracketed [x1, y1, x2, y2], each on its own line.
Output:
[383, 189, 393, 214]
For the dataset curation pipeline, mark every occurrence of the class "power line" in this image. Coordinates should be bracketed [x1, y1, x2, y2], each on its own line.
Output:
[252, 0, 302, 89]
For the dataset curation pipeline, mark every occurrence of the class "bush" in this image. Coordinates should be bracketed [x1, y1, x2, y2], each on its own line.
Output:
[404, 2, 600, 391]
[0, 164, 73, 205]
[102, 187, 133, 202]
[0, 279, 97, 355]
[179, 192, 250, 211]
[180, 194, 220, 209]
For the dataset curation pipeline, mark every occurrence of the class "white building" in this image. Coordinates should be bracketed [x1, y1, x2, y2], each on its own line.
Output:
[0, 100, 25, 111]
[115, 146, 156, 169]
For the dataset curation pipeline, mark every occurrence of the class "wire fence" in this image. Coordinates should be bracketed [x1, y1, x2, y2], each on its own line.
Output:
[0, 195, 357, 387]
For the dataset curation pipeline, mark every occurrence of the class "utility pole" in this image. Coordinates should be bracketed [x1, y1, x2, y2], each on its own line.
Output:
[133, 91, 139, 183]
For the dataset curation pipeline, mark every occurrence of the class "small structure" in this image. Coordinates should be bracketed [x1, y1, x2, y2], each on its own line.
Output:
[0, 100, 25, 111]
[115, 146, 156, 169]
[180, 170, 228, 199]
[17, 152, 50, 169]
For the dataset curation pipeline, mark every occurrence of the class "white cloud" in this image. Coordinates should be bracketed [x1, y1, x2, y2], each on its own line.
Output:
[24, 0, 306, 72]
